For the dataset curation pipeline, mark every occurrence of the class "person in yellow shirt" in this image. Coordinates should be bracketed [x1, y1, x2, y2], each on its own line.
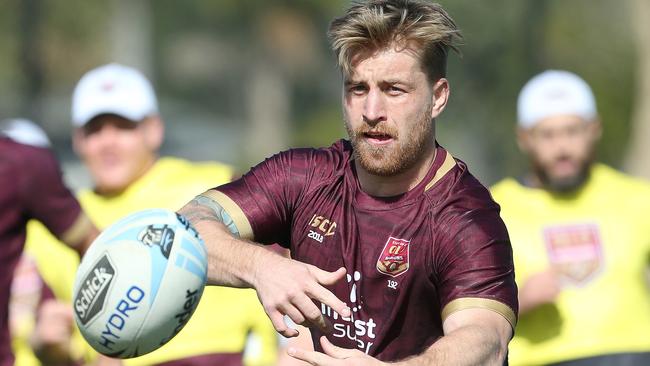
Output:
[491, 70, 650, 365]
[24, 63, 278, 366]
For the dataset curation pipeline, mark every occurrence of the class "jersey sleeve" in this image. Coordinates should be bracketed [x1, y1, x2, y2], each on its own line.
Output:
[433, 194, 518, 328]
[210, 149, 313, 248]
[19, 146, 87, 245]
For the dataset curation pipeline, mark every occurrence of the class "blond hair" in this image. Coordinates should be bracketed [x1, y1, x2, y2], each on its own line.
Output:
[328, 0, 462, 83]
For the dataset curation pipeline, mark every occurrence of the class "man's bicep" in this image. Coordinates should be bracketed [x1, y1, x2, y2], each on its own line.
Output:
[190, 189, 254, 240]
[208, 151, 308, 246]
[58, 212, 97, 251]
[441, 297, 516, 332]
[442, 307, 513, 346]
[182, 177, 291, 246]
[24, 148, 87, 244]
[435, 208, 519, 324]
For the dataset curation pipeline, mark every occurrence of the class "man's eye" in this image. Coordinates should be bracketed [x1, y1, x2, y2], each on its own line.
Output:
[83, 125, 102, 136]
[348, 85, 367, 94]
[387, 86, 405, 95]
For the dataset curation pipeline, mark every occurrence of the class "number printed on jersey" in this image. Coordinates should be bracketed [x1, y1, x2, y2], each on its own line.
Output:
[307, 230, 324, 243]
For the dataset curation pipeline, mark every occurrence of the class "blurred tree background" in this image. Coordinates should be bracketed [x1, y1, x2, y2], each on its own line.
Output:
[0, 0, 645, 188]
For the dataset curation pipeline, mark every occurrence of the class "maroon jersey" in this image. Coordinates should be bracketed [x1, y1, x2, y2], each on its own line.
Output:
[0, 137, 83, 366]
[212, 140, 517, 362]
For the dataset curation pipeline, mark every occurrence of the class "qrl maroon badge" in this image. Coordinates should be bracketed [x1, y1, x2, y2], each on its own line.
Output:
[376, 237, 410, 277]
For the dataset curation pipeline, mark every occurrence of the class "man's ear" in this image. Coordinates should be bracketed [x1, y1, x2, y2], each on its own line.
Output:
[431, 78, 450, 119]
[71, 128, 86, 157]
[516, 127, 530, 153]
[142, 115, 164, 151]
[589, 119, 602, 143]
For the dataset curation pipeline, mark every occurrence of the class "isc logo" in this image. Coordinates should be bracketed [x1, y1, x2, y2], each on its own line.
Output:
[307, 214, 337, 243]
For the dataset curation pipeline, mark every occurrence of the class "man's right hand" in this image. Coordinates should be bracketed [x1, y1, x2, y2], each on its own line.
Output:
[179, 196, 350, 338]
[518, 269, 562, 314]
[30, 299, 76, 365]
[251, 253, 350, 338]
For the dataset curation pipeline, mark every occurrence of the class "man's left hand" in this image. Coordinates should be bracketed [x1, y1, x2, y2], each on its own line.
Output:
[288, 336, 385, 366]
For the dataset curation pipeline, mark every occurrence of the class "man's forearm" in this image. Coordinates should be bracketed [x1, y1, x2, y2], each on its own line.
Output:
[392, 324, 507, 366]
[178, 194, 275, 289]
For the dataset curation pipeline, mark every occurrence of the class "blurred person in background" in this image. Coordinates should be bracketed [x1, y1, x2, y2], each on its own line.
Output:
[491, 70, 650, 365]
[0, 118, 99, 366]
[24, 63, 279, 366]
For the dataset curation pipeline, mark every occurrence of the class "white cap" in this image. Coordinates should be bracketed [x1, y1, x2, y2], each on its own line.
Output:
[517, 70, 597, 129]
[71, 63, 158, 127]
[0, 118, 51, 147]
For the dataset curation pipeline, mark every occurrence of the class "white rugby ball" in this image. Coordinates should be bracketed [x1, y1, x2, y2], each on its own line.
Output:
[72, 208, 207, 358]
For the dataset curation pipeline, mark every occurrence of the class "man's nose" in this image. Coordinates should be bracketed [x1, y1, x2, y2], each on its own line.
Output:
[93, 124, 121, 145]
[362, 89, 386, 125]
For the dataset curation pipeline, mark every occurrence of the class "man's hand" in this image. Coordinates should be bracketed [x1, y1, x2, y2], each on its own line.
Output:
[288, 336, 384, 366]
[30, 299, 75, 365]
[519, 269, 561, 314]
[252, 254, 350, 338]
[179, 194, 350, 338]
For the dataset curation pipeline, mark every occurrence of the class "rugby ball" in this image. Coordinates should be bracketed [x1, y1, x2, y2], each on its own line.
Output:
[72, 209, 207, 358]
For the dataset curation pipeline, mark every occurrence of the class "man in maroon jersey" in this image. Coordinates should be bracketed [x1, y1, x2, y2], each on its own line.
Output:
[0, 119, 98, 366]
[179, 0, 517, 364]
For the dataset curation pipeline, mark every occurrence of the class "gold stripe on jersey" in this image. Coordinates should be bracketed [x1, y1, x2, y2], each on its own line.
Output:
[425, 151, 456, 191]
[201, 190, 254, 240]
[441, 297, 517, 329]
[60, 212, 92, 247]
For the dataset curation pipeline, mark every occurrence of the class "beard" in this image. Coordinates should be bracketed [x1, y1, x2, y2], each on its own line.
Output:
[532, 154, 593, 193]
[345, 105, 435, 177]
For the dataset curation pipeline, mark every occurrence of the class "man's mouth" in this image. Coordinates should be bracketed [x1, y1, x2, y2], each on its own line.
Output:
[550, 157, 578, 177]
[362, 131, 394, 145]
[99, 152, 123, 168]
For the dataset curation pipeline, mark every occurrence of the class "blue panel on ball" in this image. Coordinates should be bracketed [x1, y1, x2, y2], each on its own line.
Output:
[148, 243, 169, 306]
[174, 253, 205, 281]
[180, 239, 206, 266]
[184, 255, 206, 281]
[181, 239, 207, 280]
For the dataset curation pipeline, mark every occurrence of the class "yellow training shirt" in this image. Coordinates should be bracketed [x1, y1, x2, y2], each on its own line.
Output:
[491, 164, 650, 365]
[22, 157, 278, 366]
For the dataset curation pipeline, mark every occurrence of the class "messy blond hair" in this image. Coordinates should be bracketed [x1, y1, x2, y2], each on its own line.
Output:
[328, 0, 461, 83]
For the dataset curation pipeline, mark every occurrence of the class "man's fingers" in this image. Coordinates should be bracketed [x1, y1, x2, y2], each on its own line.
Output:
[269, 311, 299, 338]
[306, 283, 350, 319]
[320, 336, 361, 359]
[258, 262, 348, 338]
[280, 303, 306, 327]
[310, 266, 346, 286]
[288, 347, 331, 366]
[292, 294, 333, 333]
[63, 307, 74, 322]
[306, 266, 350, 317]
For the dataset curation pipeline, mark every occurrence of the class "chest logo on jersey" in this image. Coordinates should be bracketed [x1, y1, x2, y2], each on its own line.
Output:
[376, 237, 410, 277]
[543, 223, 603, 285]
[307, 214, 337, 243]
